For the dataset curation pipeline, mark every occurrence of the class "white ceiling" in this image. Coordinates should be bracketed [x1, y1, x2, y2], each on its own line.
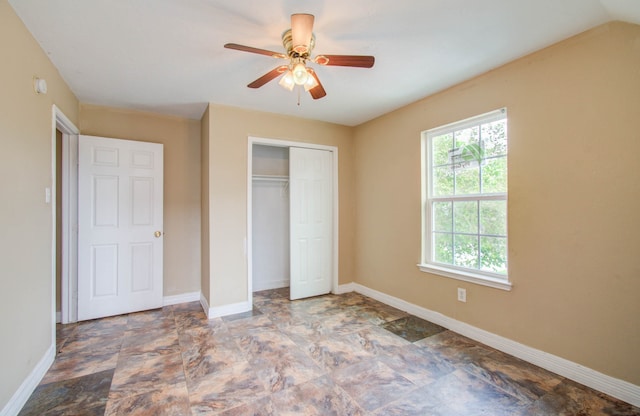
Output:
[9, 0, 640, 126]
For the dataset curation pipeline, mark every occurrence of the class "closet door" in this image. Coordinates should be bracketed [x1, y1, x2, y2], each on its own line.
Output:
[289, 147, 333, 300]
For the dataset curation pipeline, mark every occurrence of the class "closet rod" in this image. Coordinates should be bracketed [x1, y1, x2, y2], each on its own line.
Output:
[252, 174, 289, 182]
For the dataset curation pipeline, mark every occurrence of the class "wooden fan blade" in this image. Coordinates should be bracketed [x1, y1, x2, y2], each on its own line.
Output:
[306, 69, 326, 100]
[224, 43, 287, 59]
[248, 65, 288, 88]
[314, 55, 375, 68]
[291, 14, 314, 53]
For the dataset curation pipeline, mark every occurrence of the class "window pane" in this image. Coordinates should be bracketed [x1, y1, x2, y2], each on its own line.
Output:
[480, 200, 506, 236]
[434, 233, 453, 264]
[480, 236, 507, 274]
[451, 127, 481, 172]
[433, 166, 454, 196]
[433, 202, 452, 232]
[432, 133, 453, 166]
[454, 126, 479, 149]
[454, 164, 480, 194]
[481, 119, 507, 158]
[453, 201, 478, 234]
[454, 234, 478, 269]
[481, 156, 507, 193]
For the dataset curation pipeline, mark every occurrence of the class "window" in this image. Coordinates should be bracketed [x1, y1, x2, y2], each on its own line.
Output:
[420, 108, 510, 290]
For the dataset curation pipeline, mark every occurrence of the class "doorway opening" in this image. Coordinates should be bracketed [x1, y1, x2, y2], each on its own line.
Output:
[51, 106, 79, 345]
[55, 129, 62, 323]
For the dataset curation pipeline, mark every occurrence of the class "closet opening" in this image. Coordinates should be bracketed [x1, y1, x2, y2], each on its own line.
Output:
[251, 144, 291, 292]
[247, 137, 339, 302]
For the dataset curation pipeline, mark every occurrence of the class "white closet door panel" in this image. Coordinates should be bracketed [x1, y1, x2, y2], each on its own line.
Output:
[289, 147, 332, 300]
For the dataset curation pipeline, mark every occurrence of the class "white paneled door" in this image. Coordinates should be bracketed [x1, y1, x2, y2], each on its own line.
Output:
[289, 147, 333, 300]
[78, 135, 163, 321]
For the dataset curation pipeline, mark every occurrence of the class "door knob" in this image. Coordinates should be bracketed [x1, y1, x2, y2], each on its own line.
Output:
[154, 231, 162, 238]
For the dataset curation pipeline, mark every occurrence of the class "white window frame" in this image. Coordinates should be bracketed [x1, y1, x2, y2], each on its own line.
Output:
[419, 108, 511, 291]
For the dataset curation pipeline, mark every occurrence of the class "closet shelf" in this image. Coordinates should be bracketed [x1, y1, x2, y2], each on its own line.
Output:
[252, 174, 289, 182]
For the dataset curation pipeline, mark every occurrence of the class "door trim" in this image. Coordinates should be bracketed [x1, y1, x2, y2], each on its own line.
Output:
[51, 105, 79, 334]
[247, 136, 339, 304]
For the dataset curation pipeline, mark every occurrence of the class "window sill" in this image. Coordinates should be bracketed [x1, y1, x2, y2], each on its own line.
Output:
[417, 263, 512, 291]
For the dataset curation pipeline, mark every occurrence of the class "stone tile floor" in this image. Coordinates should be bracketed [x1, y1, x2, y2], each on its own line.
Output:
[19, 288, 640, 415]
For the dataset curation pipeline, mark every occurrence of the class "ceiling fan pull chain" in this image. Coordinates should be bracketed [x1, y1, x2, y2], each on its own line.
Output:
[297, 87, 301, 106]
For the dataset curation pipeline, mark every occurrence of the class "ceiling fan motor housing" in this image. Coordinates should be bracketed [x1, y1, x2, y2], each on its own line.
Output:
[282, 29, 315, 59]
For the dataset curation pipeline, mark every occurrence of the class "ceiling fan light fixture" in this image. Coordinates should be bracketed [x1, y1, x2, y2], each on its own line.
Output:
[278, 70, 295, 91]
[225, 12, 375, 100]
[304, 72, 318, 91]
[292, 63, 309, 85]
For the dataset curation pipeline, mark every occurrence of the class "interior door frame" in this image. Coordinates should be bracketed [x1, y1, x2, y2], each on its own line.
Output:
[247, 136, 339, 302]
[51, 105, 79, 334]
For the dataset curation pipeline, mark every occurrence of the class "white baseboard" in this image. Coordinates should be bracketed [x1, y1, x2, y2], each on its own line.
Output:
[55, 311, 61, 324]
[334, 283, 355, 294]
[206, 300, 253, 319]
[0, 344, 55, 416]
[199, 292, 210, 316]
[163, 291, 201, 307]
[347, 282, 640, 408]
[199, 292, 252, 319]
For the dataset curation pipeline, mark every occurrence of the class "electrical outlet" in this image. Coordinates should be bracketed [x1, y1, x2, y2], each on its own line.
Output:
[457, 288, 467, 302]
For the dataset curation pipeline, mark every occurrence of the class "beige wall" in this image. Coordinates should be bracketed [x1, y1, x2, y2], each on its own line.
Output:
[353, 21, 640, 385]
[0, 0, 79, 409]
[79, 105, 201, 297]
[202, 105, 355, 307]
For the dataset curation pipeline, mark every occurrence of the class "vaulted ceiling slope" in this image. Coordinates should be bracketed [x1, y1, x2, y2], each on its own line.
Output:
[9, 0, 640, 126]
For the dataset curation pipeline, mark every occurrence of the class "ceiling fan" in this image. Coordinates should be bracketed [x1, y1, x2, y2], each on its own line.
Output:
[224, 13, 375, 100]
